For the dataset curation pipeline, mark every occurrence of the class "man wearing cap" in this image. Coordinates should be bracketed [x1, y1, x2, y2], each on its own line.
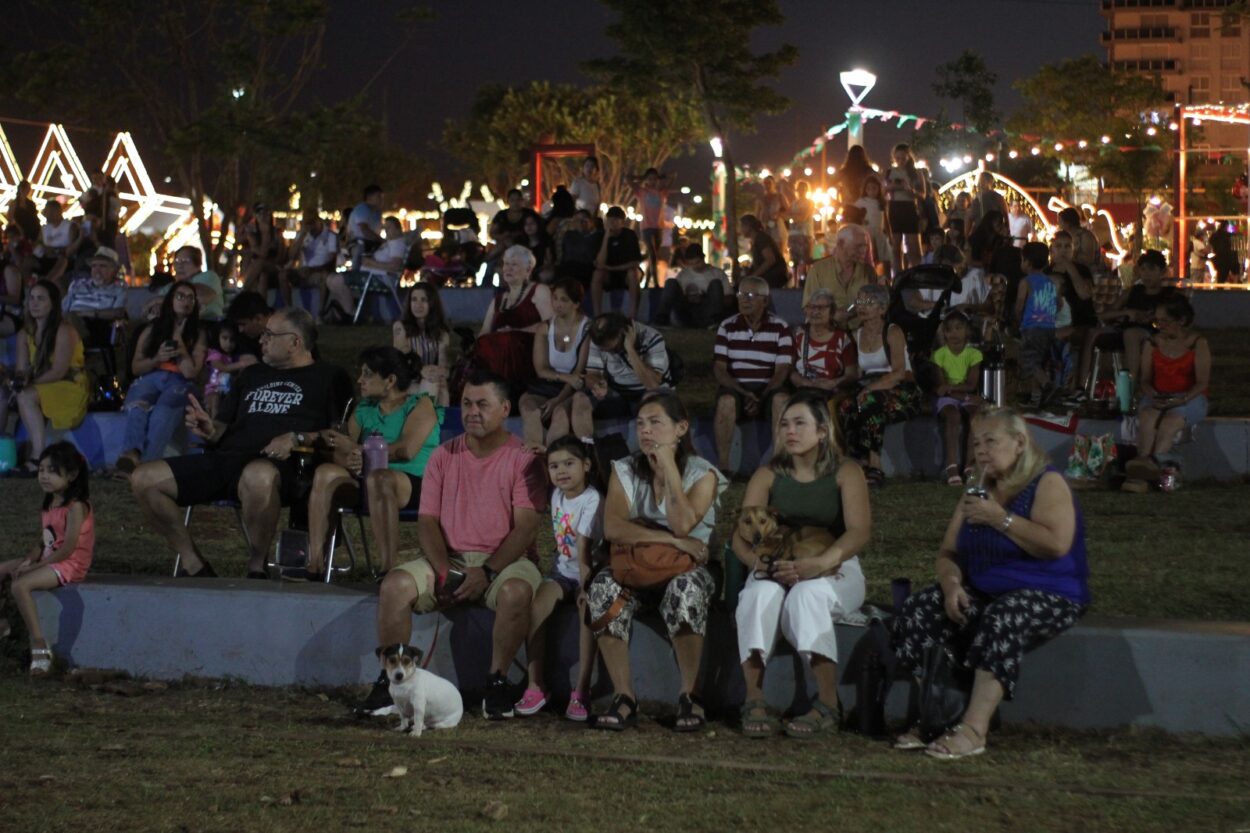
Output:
[62, 246, 128, 321]
[146, 245, 224, 320]
[654, 243, 731, 328]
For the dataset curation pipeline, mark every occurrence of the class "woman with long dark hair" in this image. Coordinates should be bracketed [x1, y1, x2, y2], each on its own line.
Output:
[115, 284, 207, 472]
[392, 282, 451, 407]
[0, 280, 88, 471]
[886, 143, 925, 273]
[586, 392, 728, 733]
[834, 145, 875, 217]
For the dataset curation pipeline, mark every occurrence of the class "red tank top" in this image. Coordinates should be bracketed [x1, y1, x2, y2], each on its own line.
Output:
[1151, 339, 1200, 395]
[491, 283, 541, 332]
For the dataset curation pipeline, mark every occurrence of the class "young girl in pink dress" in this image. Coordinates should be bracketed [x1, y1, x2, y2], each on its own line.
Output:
[0, 442, 94, 676]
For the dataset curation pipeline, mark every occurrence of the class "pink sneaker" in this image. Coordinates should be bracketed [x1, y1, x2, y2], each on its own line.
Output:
[514, 686, 547, 716]
[565, 690, 589, 722]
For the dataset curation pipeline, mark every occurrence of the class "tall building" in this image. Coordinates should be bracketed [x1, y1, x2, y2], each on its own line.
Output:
[1102, 0, 1249, 107]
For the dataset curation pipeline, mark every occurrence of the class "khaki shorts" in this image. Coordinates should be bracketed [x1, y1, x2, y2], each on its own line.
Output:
[393, 551, 542, 613]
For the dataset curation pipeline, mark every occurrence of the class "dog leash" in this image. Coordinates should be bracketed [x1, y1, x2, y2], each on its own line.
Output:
[421, 618, 440, 670]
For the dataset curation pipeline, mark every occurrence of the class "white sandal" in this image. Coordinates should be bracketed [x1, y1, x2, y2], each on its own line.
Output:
[29, 646, 53, 677]
[925, 723, 986, 760]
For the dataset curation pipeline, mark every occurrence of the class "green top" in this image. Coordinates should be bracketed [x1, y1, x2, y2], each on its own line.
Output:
[771, 471, 845, 536]
[354, 393, 442, 477]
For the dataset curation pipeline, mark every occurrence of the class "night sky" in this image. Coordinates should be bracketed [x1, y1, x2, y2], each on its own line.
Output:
[320, 0, 1103, 177]
[6, 0, 1104, 184]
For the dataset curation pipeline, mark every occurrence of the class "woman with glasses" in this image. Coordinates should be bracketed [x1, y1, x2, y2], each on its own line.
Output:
[114, 286, 207, 475]
[1123, 295, 1210, 492]
[838, 283, 922, 487]
[733, 390, 871, 738]
[791, 288, 859, 402]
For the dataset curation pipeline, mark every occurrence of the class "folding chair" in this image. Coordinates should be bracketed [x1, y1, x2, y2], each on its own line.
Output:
[171, 499, 251, 576]
[326, 504, 420, 582]
[351, 271, 403, 324]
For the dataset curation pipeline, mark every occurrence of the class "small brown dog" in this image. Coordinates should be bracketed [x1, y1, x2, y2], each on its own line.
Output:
[736, 506, 835, 566]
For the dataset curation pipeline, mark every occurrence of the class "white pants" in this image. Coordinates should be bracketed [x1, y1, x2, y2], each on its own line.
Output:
[735, 557, 866, 664]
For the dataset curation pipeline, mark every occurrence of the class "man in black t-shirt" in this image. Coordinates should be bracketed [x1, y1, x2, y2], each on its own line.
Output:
[591, 206, 642, 318]
[130, 307, 353, 579]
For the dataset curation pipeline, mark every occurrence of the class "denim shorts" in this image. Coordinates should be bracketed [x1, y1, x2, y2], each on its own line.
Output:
[1141, 393, 1208, 427]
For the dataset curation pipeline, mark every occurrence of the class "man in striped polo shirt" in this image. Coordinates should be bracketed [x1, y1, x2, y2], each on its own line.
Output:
[712, 276, 794, 472]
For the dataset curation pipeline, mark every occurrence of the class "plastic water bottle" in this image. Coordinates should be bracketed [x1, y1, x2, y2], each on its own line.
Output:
[1115, 370, 1133, 414]
[362, 432, 389, 478]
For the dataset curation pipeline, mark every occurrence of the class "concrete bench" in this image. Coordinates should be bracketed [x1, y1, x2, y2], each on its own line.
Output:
[30, 574, 1250, 735]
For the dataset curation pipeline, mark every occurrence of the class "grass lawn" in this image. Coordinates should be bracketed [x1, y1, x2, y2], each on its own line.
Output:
[1, 674, 1247, 833]
[1, 476, 1247, 621]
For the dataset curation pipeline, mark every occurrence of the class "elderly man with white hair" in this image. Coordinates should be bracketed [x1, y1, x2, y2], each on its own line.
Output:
[803, 225, 877, 328]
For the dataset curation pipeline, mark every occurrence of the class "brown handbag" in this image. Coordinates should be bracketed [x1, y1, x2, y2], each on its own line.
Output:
[610, 541, 694, 590]
[588, 542, 695, 633]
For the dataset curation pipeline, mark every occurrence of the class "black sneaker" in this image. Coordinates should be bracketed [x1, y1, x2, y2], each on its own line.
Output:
[356, 671, 395, 716]
[482, 672, 514, 720]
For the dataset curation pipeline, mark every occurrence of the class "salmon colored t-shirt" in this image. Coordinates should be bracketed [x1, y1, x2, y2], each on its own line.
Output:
[418, 434, 547, 557]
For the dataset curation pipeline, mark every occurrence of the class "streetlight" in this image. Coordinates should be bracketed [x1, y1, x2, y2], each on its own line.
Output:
[840, 68, 877, 150]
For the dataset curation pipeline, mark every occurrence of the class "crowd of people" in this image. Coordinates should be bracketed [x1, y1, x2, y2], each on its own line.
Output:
[0, 152, 1215, 758]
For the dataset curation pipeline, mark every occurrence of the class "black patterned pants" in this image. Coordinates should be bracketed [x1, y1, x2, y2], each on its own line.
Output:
[892, 583, 1085, 699]
[587, 566, 715, 643]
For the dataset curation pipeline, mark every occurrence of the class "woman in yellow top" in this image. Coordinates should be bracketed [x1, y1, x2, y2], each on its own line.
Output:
[0, 280, 88, 473]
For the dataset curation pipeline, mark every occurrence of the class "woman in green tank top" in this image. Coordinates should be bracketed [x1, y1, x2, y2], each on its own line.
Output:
[305, 347, 441, 579]
[732, 391, 872, 738]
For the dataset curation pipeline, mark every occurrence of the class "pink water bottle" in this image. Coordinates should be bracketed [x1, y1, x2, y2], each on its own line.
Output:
[359, 432, 388, 505]
[362, 432, 389, 478]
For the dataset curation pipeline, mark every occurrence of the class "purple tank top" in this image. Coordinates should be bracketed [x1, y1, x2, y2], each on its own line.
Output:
[956, 468, 1091, 604]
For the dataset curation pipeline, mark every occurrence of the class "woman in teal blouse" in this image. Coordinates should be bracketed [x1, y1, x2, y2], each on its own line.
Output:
[306, 347, 441, 578]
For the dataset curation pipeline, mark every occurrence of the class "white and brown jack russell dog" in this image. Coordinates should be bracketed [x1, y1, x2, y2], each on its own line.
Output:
[376, 643, 463, 737]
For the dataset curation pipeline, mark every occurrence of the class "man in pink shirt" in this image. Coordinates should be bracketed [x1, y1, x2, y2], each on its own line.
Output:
[362, 371, 547, 719]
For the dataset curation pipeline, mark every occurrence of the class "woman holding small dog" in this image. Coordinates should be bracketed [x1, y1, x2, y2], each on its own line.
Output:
[892, 407, 1090, 759]
[733, 390, 871, 738]
[586, 391, 728, 732]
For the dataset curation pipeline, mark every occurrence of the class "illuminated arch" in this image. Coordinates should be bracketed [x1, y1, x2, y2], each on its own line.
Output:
[0, 125, 23, 213]
[26, 123, 92, 208]
[937, 170, 1054, 240]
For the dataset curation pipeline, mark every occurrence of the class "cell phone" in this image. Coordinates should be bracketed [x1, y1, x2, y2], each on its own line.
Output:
[164, 339, 177, 350]
[443, 568, 466, 595]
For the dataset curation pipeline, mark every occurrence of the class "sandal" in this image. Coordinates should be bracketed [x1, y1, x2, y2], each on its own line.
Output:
[925, 723, 986, 760]
[29, 645, 53, 677]
[592, 693, 638, 731]
[674, 692, 707, 733]
[893, 725, 927, 750]
[740, 698, 780, 739]
[175, 558, 217, 579]
[943, 464, 963, 487]
[784, 699, 840, 739]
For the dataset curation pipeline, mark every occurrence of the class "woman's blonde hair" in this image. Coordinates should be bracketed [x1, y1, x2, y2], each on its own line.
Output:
[973, 407, 1048, 498]
[770, 391, 844, 479]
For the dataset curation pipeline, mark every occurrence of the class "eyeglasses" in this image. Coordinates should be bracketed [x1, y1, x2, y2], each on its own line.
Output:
[737, 291, 767, 300]
[260, 329, 299, 341]
[172, 292, 197, 302]
[173, 257, 194, 265]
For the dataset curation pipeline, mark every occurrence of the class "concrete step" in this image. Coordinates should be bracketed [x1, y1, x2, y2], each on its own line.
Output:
[31, 574, 1250, 735]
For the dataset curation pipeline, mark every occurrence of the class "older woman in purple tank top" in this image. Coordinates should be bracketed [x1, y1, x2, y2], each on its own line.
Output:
[892, 407, 1090, 760]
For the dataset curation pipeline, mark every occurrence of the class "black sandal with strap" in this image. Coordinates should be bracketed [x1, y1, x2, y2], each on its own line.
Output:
[592, 694, 638, 731]
[674, 692, 707, 733]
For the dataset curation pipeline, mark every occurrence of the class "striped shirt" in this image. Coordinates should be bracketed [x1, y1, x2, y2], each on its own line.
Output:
[714, 313, 793, 386]
[62, 277, 127, 315]
[586, 322, 670, 394]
